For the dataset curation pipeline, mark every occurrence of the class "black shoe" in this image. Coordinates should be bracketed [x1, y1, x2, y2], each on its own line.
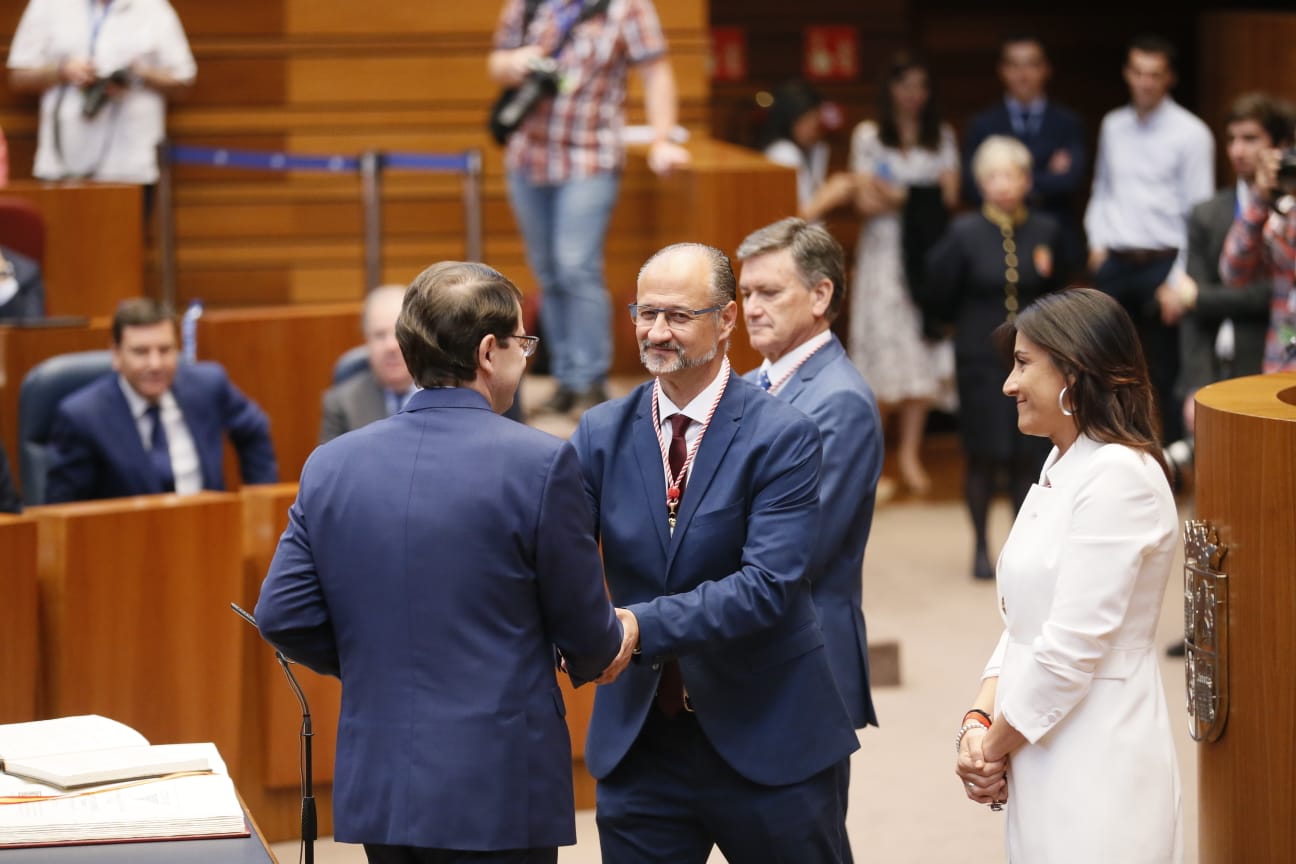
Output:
[571, 384, 609, 414]
[973, 551, 994, 580]
[1165, 640, 1186, 658]
[534, 387, 576, 415]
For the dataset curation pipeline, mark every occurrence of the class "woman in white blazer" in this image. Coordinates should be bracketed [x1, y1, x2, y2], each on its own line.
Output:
[955, 287, 1182, 862]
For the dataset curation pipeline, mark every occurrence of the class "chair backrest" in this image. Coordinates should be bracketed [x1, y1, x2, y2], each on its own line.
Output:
[0, 197, 46, 264]
[332, 345, 369, 385]
[18, 350, 113, 505]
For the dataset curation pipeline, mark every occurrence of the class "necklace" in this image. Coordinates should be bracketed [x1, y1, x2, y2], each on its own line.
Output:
[650, 357, 730, 531]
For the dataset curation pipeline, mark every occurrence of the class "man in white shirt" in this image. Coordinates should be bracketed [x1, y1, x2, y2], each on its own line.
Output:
[7, 0, 195, 186]
[1084, 35, 1214, 444]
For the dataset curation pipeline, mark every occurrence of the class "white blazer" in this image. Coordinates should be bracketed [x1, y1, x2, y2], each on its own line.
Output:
[983, 434, 1183, 863]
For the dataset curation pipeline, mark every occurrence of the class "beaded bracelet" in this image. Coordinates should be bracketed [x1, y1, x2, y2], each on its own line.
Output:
[955, 721, 987, 753]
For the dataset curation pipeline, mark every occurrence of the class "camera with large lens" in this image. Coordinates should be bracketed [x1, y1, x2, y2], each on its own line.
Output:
[81, 68, 132, 119]
[488, 58, 560, 145]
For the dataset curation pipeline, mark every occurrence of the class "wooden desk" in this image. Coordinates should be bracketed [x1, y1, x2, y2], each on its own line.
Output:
[29, 493, 247, 773]
[197, 304, 362, 485]
[0, 514, 39, 724]
[237, 483, 341, 842]
[1, 182, 143, 317]
[0, 321, 112, 489]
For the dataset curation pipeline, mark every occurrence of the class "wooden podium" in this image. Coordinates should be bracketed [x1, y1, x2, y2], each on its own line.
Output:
[1193, 372, 1296, 863]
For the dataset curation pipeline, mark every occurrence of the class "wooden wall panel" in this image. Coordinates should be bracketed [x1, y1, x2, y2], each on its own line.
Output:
[0, 515, 39, 724]
[1198, 12, 1296, 147]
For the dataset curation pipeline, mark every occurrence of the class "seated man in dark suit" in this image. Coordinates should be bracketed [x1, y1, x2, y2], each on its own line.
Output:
[0, 443, 19, 512]
[0, 246, 45, 320]
[963, 34, 1086, 272]
[45, 298, 277, 503]
[319, 284, 415, 443]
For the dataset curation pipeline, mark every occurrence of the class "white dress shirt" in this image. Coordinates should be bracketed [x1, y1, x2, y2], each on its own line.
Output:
[656, 361, 730, 479]
[756, 329, 831, 395]
[1084, 97, 1214, 285]
[118, 376, 202, 494]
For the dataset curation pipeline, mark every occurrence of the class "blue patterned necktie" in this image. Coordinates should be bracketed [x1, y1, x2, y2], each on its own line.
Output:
[757, 368, 772, 392]
[144, 404, 175, 493]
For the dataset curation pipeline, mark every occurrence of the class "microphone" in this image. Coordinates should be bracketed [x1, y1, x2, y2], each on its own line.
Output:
[231, 602, 316, 864]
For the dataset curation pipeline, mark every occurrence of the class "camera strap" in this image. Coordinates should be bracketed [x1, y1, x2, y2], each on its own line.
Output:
[51, 84, 122, 181]
[535, 0, 610, 61]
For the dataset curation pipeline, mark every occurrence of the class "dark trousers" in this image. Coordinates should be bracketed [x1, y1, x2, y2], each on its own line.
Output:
[596, 708, 852, 864]
[1093, 255, 1183, 443]
[363, 845, 557, 864]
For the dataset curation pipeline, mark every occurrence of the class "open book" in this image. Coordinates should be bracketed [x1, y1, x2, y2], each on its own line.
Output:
[0, 715, 247, 847]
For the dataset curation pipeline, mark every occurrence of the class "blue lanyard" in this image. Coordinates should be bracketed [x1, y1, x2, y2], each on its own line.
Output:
[88, 0, 113, 56]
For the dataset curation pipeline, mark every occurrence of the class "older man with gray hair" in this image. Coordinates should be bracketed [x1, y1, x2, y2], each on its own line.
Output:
[320, 285, 417, 443]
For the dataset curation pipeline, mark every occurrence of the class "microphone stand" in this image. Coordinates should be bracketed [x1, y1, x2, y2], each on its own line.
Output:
[231, 603, 316, 864]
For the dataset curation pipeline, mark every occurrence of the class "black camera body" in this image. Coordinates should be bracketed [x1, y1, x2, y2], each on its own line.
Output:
[1276, 147, 1296, 192]
[487, 59, 560, 146]
[81, 69, 131, 119]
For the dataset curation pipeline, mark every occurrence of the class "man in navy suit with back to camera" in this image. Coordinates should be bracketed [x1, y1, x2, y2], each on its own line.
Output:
[573, 242, 859, 864]
[45, 298, 277, 503]
[256, 261, 632, 864]
[963, 34, 1086, 273]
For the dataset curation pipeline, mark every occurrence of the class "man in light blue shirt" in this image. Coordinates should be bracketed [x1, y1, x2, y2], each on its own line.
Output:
[1085, 34, 1214, 444]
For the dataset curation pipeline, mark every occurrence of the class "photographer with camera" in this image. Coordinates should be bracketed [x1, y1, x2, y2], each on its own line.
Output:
[6, 0, 194, 188]
[489, 0, 689, 417]
[1221, 103, 1296, 374]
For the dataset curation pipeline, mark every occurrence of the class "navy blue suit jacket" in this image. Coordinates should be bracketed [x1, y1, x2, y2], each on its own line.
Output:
[963, 100, 1087, 265]
[255, 388, 622, 850]
[572, 372, 859, 786]
[744, 335, 881, 728]
[45, 363, 277, 503]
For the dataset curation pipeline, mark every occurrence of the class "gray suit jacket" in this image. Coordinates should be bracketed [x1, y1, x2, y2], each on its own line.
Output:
[1179, 188, 1272, 397]
[319, 370, 388, 444]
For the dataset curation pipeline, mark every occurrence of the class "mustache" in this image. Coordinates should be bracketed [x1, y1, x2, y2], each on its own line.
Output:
[640, 338, 683, 353]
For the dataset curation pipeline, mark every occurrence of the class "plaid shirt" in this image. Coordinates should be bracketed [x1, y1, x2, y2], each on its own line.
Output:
[494, 0, 666, 184]
[1221, 197, 1296, 372]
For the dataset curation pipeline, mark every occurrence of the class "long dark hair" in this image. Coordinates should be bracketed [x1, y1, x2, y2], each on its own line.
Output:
[756, 79, 822, 152]
[877, 53, 942, 151]
[997, 287, 1171, 481]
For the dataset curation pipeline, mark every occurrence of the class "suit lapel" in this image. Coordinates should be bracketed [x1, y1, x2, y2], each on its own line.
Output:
[776, 334, 843, 408]
[631, 388, 672, 557]
[170, 371, 215, 488]
[665, 374, 744, 571]
[102, 380, 160, 493]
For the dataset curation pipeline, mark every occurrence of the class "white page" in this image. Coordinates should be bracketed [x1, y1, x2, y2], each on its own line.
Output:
[0, 716, 148, 763]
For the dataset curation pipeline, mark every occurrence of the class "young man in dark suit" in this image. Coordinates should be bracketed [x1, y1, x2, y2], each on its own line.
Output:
[963, 34, 1086, 273]
[45, 298, 277, 503]
[257, 261, 631, 864]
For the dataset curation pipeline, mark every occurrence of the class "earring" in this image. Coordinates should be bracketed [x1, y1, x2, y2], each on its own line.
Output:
[1058, 386, 1073, 417]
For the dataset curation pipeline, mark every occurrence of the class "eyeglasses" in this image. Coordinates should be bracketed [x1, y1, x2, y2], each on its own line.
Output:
[511, 334, 540, 358]
[628, 304, 725, 327]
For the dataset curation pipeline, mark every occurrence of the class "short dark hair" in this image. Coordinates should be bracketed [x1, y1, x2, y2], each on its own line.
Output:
[396, 261, 523, 388]
[638, 243, 736, 307]
[1225, 92, 1295, 146]
[999, 33, 1047, 61]
[995, 287, 1170, 481]
[1127, 35, 1176, 71]
[112, 298, 175, 345]
[735, 217, 847, 322]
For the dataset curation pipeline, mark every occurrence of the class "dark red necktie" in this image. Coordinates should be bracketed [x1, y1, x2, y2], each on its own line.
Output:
[657, 414, 692, 717]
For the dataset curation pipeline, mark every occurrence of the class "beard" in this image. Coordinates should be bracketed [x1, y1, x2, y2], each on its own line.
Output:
[639, 338, 719, 376]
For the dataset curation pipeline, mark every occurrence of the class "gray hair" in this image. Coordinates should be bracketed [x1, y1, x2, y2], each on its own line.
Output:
[736, 217, 846, 322]
[971, 135, 1033, 185]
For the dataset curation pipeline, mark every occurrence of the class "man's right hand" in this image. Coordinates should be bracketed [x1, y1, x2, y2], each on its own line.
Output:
[595, 608, 639, 685]
[1252, 147, 1281, 203]
[493, 45, 546, 87]
[59, 58, 97, 87]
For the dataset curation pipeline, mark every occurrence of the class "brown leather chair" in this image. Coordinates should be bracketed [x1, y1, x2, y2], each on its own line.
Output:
[0, 196, 45, 265]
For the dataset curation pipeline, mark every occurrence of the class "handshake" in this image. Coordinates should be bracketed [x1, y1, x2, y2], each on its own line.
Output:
[559, 608, 640, 687]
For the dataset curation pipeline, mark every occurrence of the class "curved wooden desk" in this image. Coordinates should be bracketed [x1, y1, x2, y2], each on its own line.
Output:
[1194, 372, 1296, 863]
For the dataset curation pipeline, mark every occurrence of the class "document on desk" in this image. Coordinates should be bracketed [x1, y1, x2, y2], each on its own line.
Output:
[0, 734, 248, 847]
